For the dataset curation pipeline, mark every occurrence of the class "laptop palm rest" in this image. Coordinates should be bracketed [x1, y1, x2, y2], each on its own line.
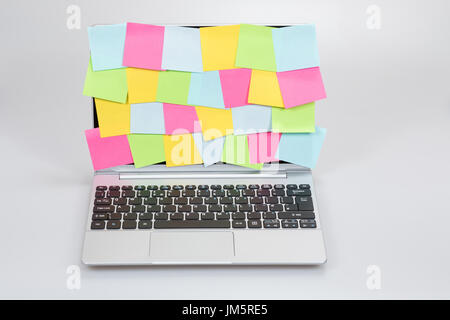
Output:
[149, 232, 235, 262]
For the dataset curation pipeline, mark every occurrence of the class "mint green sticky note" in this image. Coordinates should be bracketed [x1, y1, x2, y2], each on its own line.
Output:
[156, 71, 191, 105]
[83, 58, 128, 103]
[222, 134, 263, 170]
[127, 134, 165, 168]
[235, 24, 277, 72]
[271, 102, 315, 133]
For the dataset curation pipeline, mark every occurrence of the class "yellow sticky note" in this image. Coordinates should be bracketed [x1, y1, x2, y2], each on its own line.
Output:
[200, 25, 240, 71]
[248, 70, 284, 108]
[163, 134, 203, 167]
[195, 106, 234, 141]
[95, 98, 130, 137]
[126, 68, 159, 103]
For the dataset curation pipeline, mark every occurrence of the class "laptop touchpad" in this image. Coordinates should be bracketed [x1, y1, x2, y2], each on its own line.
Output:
[149, 232, 234, 262]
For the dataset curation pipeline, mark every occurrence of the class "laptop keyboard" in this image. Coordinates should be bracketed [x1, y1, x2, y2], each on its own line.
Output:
[90, 184, 317, 230]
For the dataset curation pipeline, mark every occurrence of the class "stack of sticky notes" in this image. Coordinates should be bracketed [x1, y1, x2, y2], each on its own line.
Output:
[84, 23, 327, 170]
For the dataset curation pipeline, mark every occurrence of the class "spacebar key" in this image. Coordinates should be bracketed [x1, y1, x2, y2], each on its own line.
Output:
[154, 220, 230, 229]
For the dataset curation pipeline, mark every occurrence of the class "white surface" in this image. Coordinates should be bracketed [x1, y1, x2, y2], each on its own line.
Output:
[0, 0, 449, 299]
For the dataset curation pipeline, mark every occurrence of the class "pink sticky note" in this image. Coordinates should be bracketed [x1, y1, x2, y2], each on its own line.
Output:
[277, 67, 326, 108]
[163, 103, 201, 135]
[247, 132, 282, 164]
[122, 23, 165, 70]
[85, 128, 133, 170]
[219, 68, 252, 108]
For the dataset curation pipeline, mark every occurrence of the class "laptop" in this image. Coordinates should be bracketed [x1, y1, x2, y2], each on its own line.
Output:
[82, 25, 327, 265]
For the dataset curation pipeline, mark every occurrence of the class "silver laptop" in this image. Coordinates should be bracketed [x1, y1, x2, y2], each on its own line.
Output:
[81, 25, 327, 265]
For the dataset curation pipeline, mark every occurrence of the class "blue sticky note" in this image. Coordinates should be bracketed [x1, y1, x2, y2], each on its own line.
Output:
[130, 102, 165, 134]
[277, 127, 326, 168]
[187, 71, 225, 108]
[192, 133, 225, 167]
[161, 26, 203, 72]
[231, 105, 272, 135]
[272, 25, 320, 72]
[88, 23, 126, 71]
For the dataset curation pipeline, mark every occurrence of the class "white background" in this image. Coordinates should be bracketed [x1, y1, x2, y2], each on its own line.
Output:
[0, 0, 449, 299]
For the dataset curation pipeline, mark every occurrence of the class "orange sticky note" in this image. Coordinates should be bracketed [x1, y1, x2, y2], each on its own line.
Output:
[163, 134, 203, 167]
[95, 98, 130, 137]
[248, 69, 284, 108]
[126, 68, 159, 103]
[195, 106, 234, 141]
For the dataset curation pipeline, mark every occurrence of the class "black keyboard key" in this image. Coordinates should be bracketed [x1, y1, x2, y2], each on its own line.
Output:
[174, 197, 188, 205]
[94, 198, 111, 205]
[96, 186, 107, 191]
[139, 212, 153, 220]
[281, 196, 294, 204]
[201, 212, 215, 220]
[107, 190, 120, 198]
[110, 213, 122, 220]
[261, 184, 272, 189]
[106, 221, 121, 229]
[264, 219, 280, 228]
[271, 189, 285, 196]
[220, 197, 233, 204]
[274, 184, 285, 189]
[183, 190, 196, 197]
[286, 184, 297, 189]
[160, 197, 173, 205]
[249, 184, 260, 189]
[212, 190, 225, 197]
[123, 212, 137, 220]
[250, 197, 263, 204]
[122, 220, 137, 229]
[257, 189, 270, 197]
[248, 220, 262, 228]
[113, 197, 127, 205]
[138, 221, 152, 229]
[247, 212, 261, 219]
[205, 197, 218, 204]
[266, 197, 279, 204]
[284, 204, 299, 211]
[223, 204, 237, 212]
[197, 190, 210, 197]
[287, 189, 311, 196]
[167, 190, 180, 197]
[134, 185, 146, 190]
[296, 196, 314, 211]
[93, 205, 114, 213]
[232, 212, 245, 220]
[116, 205, 131, 213]
[92, 213, 108, 220]
[95, 191, 105, 198]
[185, 185, 196, 190]
[263, 212, 276, 219]
[160, 185, 171, 190]
[132, 205, 146, 213]
[154, 213, 168, 220]
[254, 204, 268, 212]
[236, 184, 246, 189]
[91, 221, 105, 229]
[163, 205, 176, 212]
[147, 205, 161, 212]
[211, 185, 222, 190]
[242, 189, 255, 197]
[216, 212, 230, 220]
[198, 185, 209, 190]
[122, 190, 135, 198]
[299, 184, 311, 189]
[300, 219, 317, 228]
[147, 185, 158, 190]
[278, 211, 315, 219]
[129, 198, 142, 205]
[153, 190, 165, 197]
[232, 221, 246, 228]
[185, 212, 199, 220]
[208, 204, 222, 212]
[173, 185, 184, 190]
[235, 197, 248, 204]
[269, 204, 283, 211]
[190, 197, 203, 204]
[193, 204, 207, 212]
[178, 205, 192, 212]
[122, 185, 133, 190]
[223, 185, 234, 189]
[227, 189, 240, 197]
[109, 186, 120, 191]
[239, 204, 252, 212]
[154, 220, 230, 229]
[144, 198, 157, 205]
[137, 190, 151, 197]
[281, 219, 299, 228]
[170, 213, 183, 220]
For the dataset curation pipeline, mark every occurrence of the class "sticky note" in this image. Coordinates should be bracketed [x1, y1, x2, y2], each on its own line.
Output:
[127, 134, 165, 168]
[162, 26, 203, 72]
[156, 71, 191, 105]
[231, 105, 272, 135]
[200, 25, 240, 71]
[126, 68, 159, 103]
[277, 127, 327, 168]
[122, 23, 164, 70]
[83, 58, 127, 103]
[277, 67, 326, 108]
[272, 24, 320, 72]
[187, 71, 225, 108]
[247, 132, 281, 164]
[192, 133, 225, 167]
[85, 128, 133, 170]
[195, 106, 233, 141]
[95, 98, 130, 137]
[248, 70, 284, 108]
[163, 134, 203, 167]
[88, 23, 126, 71]
[130, 102, 165, 134]
[222, 134, 263, 170]
[219, 68, 252, 108]
[235, 24, 276, 72]
[271, 102, 315, 133]
[163, 103, 200, 135]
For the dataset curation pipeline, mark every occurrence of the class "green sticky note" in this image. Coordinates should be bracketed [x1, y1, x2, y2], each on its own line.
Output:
[156, 71, 191, 105]
[235, 24, 277, 72]
[127, 134, 165, 168]
[272, 102, 315, 133]
[83, 58, 128, 103]
[222, 135, 263, 170]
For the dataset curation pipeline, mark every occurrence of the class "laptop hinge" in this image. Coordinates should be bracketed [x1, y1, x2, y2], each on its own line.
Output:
[119, 171, 287, 180]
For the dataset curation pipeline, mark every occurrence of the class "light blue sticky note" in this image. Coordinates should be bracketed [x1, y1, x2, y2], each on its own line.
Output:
[231, 105, 272, 135]
[193, 133, 225, 167]
[130, 102, 165, 134]
[187, 71, 225, 108]
[277, 127, 326, 168]
[161, 26, 203, 72]
[272, 25, 320, 72]
[88, 23, 126, 71]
